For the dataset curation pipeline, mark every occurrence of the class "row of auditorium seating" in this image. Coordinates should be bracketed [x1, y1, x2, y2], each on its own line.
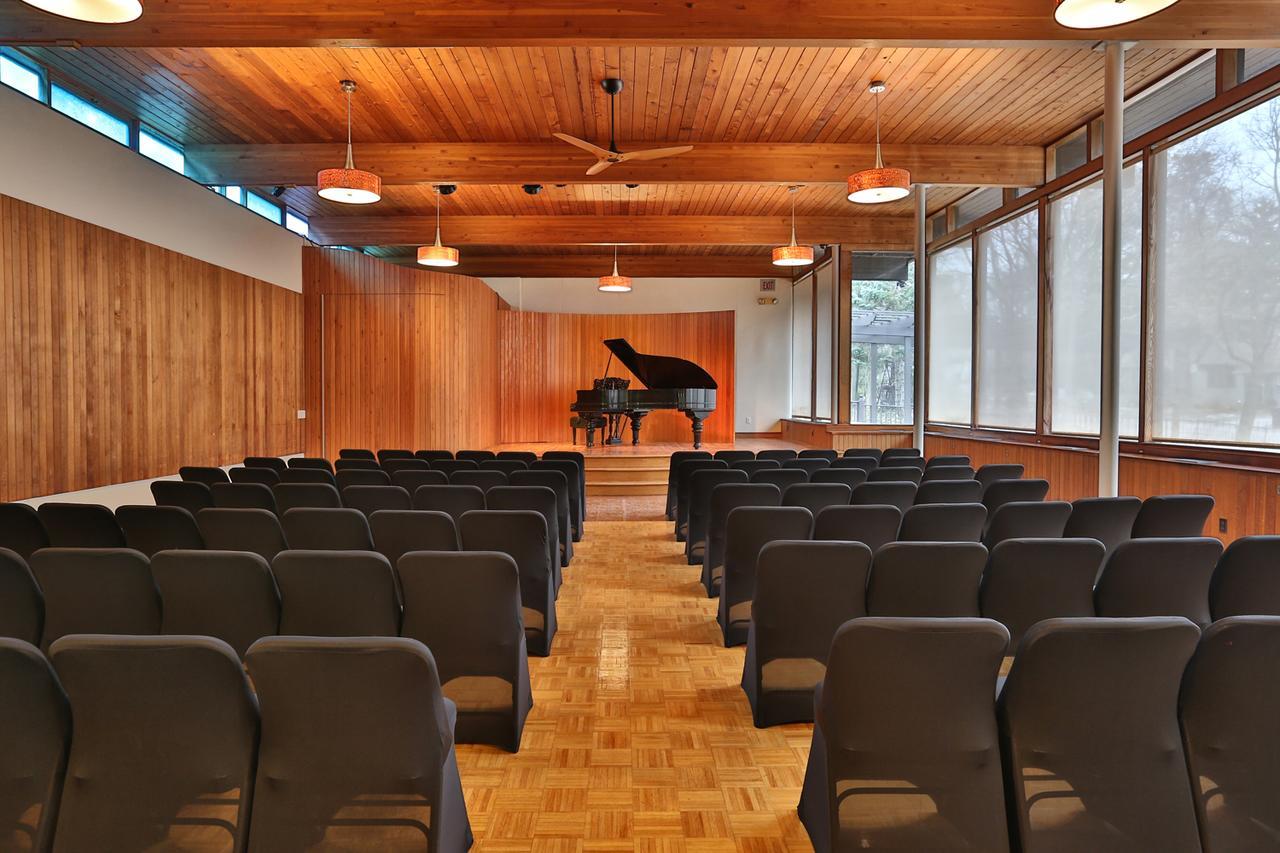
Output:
[0, 507, 559, 662]
[796, 614, 1280, 853]
[1, 634, 475, 852]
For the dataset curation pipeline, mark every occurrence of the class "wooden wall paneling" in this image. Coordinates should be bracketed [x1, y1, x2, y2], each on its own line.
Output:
[781, 419, 914, 451]
[0, 193, 302, 501]
[499, 311, 735, 446]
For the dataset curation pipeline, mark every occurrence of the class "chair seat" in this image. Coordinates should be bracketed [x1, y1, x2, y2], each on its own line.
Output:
[711, 565, 723, 582]
[442, 676, 513, 712]
[836, 780, 968, 847]
[762, 657, 826, 692]
[729, 600, 752, 625]
[522, 607, 545, 632]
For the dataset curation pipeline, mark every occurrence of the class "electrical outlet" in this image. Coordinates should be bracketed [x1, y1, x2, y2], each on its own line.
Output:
[744, 417, 752, 425]
[1219, 518, 1228, 534]
[297, 410, 307, 419]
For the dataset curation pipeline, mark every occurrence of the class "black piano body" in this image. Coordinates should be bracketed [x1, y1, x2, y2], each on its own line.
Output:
[571, 338, 717, 448]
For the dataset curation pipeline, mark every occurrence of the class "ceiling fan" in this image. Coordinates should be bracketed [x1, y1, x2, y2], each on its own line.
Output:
[554, 78, 694, 176]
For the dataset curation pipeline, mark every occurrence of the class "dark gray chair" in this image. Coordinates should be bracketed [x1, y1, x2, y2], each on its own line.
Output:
[272, 482, 342, 512]
[1180, 616, 1280, 853]
[687, 469, 750, 566]
[1063, 496, 1142, 555]
[783, 458, 831, 477]
[975, 463, 1025, 491]
[898, 503, 987, 543]
[732, 459, 783, 478]
[883, 456, 926, 471]
[150, 481, 213, 517]
[867, 542, 988, 617]
[541, 451, 586, 517]
[211, 481, 279, 513]
[486, 486, 562, 592]
[338, 448, 377, 461]
[914, 479, 984, 506]
[982, 501, 1072, 549]
[798, 449, 839, 462]
[532, 460, 584, 543]
[196, 508, 289, 562]
[391, 469, 450, 492]
[152, 550, 280, 658]
[881, 448, 922, 463]
[714, 449, 755, 464]
[370, 510, 459, 565]
[272, 550, 399, 636]
[335, 458, 381, 471]
[115, 505, 204, 556]
[37, 502, 126, 548]
[831, 457, 877, 473]
[1210, 536, 1280, 620]
[245, 637, 472, 853]
[288, 456, 334, 473]
[751, 468, 809, 492]
[48, 635, 258, 853]
[812, 504, 902, 553]
[509, 470, 572, 568]
[1094, 537, 1224, 627]
[922, 464, 976, 482]
[718, 506, 813, 647]
[982, 478, 1050, 520]
[376, 448, 416, 464]
[229, 466, 279, 486]
[399, 551, 533, 752]
[702, 483, 782, 597]
[867, 466, 924, 484]
[459, 510, 556, 657]
[281, 507, 374, 551]
[674, 459, 728, 541]
[278, 467, 338, 487]
[497, 451, 539, 465]
[1132, 494, 1215, 538]
[335, 468, 392, 490]
[451, 470, 508, 494]
[383, 458, 432, 475]
[0, 637, 69, 853]
[783, 483, 853, 518]
[481, 459, 529, 477]
[29, 548, 161, 650]
[926, 455, 971, 468]
[0, 548, 43, 645]
[456, 450, 496, 464]
[0, 503, 49, 560]
[743, 540, 872, 727]
[998, 617, 1202, 853]
[416, 449, 455, 464]
[413, 484, 487, 524]
[341, 485, 413, 517]
[851, 481, 917, 515]
[244, 456, 288, 475]
[979, 538, 1106, 647]
[799, 618, 1010, 853]
[841, 448, 883, 462]
[757, 449, 799, 464]
[179, 465, 230, 486]
[811, 468, 868, 490]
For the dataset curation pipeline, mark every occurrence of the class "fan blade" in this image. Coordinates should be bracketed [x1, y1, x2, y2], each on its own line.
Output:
[615, 145, 695, 163]
[553, 132, 613, 159]
[585, 159, 614, 176]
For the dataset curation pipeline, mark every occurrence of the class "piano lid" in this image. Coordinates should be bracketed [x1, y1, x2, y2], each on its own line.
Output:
[603, 338, 718, 390]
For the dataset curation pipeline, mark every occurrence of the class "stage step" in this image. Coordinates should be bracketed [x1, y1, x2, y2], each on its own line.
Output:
[588, 480, 667, 497]
[582, 455, 669, 470]
[584, 454, 669, 496]
[589, 466, 667, 484]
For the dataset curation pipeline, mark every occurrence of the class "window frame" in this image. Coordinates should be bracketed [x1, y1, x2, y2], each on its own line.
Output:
[0, 50, 46, 102]
[49, 82, 132, 147]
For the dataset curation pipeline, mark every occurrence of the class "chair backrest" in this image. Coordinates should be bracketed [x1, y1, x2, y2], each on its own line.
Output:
[150, 480, 214, 517]
[782, 483, 853, 517]
[229, 466, 279, 486]
[1095, 537, 1224, 627]
[753, 540, 872, 665]
[921, 464, 976, 482]
[1063, 496, 1143, 554]
[867, 465, 924, 484]
[812, 504, 902, 553]
[0, 638, 70, 853]
[390, 469, 450, 492]
[48, 635, 258, 853]
[713, 449, 755, 464]
[667, 450, 713, 486]
[541, 451, 586, 506]
[497, 450, 539, 465]
[334, 458, 381, 471]
[456, 450, 497, 463]
[897, 503, 987, 543]
[980, 538, 1106, 647]
[810, 467, 868, 490]
[926, 454, 971, 468]
[37, 502, 126, 548]
[272, 482, 342, 512]
[842, 447, 883, 462]
[732, 459, 782, 478]
[797, 449, 839, 462]
[867, 542, 988, 617]
[529, 459, 583, 526]
[335, 468, 393, 489]
[179, 465, 230, 486]
[722, 506, 814, 610]
[982, 478, 1050, 516]
[982, 501, 1072, 549]
[414, 449, 455, 464]
[272, 550, 400, 636]
[382, 457, 432, 475]
[211, 481, 279, 513]
[782, 458, 831, 476]
[243, 456, 288, 475]
[708, 484, 783, 535]
[750, 468, 810, 491]
[338, 448, 377, 460]
[913, 479, 984, 506]
[880, 448, 921, 462]
[850, 481, 918, 514]
[1210, 535, 1280, 620]
[376, 448, 415, 463]
[458, 510, 552, 597]
[1132, 494, 1215, 538]
[115, 504, 204, 556]
[998, 617, 1202, 853]
[0, 503, 50, 560]
[370, 509, 460, 565]
[432, 459, 480, 477]
[0, 548, 43, 646]
[151, 549, 281, 658]
[831, 456, 877, 472]
[689, 469, 750, 536]
[412, 484, 487, 523]
[1180, 616, 1280, 851]
[281, 507, 374, 551]
[29, 548, 161, 650]
[341, 485, 413, 517]
[756, 449, 799, 463]
[450, 469, 508, 493]
[278, 467, 338, 487]
[975, 463, 1025, 490]
[244, 636, 456, 853]
[481, 459, 529, 477]
[818, 617, 1010, 851]
[288, 456, 334, 473]
[485, 486, 560, 573]
[195, 508, 289, 562]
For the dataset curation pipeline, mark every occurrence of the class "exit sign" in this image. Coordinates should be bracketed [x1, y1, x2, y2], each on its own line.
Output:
[759, 279, 776, 292]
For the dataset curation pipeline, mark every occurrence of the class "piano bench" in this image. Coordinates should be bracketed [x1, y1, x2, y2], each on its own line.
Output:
[570, 416, 591, 445]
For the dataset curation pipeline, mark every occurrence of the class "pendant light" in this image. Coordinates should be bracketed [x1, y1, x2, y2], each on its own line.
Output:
[598, 245, 633, 293]
[847, 81, 911, 205]
[317, 80, 382, 205]
[19, 0, 141, 23]
[417, 185, 460, 267]
[1054, 0, 1182, 29]
[772, 185, 815, 267]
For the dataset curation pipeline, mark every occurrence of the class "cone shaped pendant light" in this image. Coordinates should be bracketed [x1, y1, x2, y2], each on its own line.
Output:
[317, 80, 382, 205]
[847, 81, 911, 204]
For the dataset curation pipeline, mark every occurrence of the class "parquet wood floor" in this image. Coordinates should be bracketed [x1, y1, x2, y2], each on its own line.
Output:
[455, 518, 815, 852]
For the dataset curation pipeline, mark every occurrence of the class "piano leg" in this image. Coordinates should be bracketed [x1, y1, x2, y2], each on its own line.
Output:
[628, 411, 646, 446]
[585, 419, 597, 448]
[685, 411, 706, 449]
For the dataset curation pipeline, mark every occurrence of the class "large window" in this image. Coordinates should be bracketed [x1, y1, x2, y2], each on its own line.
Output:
[1152, 97, 1280, 445]
[246, 192, 283, 224]
[977, 209, 1040, 430]
[139, 129, 185, 174]
[928, 244, 974, 424]
[0, 55, 41, 100]
[852, 253, 915, 425]
[791, 276, 813, 418]
[50, 84, 130, 146]
[814, 262, 835, 421]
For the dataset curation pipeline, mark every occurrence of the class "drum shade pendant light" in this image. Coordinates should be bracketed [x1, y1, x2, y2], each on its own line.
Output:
[417, 186, 460, 267]
[847, 81, 911, 204]
[20, 0, 142, 23]
[598, 245, 633, 293]
[772, 186, 814, 267]
[1054, 0, 1182, 29]
[317, 80, 382, 204]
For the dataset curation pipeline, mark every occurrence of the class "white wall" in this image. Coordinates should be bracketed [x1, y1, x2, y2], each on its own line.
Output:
[0, 84, 303, 292]
[484, 277, 791, 433]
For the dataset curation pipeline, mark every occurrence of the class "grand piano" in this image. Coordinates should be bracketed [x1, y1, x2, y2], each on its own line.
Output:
[571, 338, 717, 448]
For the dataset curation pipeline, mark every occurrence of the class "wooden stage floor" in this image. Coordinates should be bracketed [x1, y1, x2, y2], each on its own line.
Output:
[487, 438, 799, 459]
[454, 517, 814, 852]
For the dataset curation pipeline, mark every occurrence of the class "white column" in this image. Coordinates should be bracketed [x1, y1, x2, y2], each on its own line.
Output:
[1099, 42, 1126, 496]
[913, 184, 928, 452]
